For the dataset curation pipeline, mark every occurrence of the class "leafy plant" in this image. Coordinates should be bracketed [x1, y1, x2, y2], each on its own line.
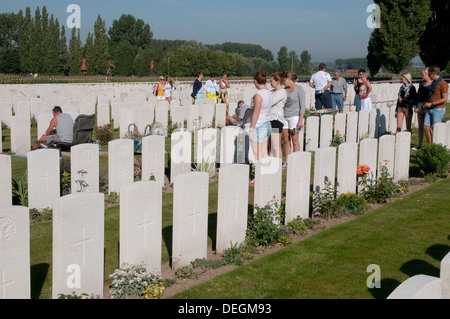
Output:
[94, 124, 113, 146]
[109, 263, 161, 299]
[359, 163, 405, 203]
[60, 171, 71, 196]
[30, 208, 53, 223]
[330, 130, 345, 147]
[415, 143, 450, 178]
[57, 292, 89, 299]
[12, 174, 28, 207]
[105, 191, 120, 204]
[141, 283, 165, 299]
[286, 217, 312, 236]
[336, 192, 366, 215]
[175, 266, 199, 279]
[222, 242, 243, 266]
[312, 176, 343, 219]
[246, 199, 289, 247]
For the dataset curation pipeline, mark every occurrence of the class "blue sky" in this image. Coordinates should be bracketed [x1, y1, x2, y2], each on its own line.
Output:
[1, 0, 377, 62]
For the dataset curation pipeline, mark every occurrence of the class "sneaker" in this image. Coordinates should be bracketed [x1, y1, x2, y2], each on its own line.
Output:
[412, 146, 421, 151]
[249, 179, 255, 186]
[282, 162, 288, 169]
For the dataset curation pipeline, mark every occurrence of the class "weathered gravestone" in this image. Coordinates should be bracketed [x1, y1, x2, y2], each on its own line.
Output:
[313, 147, 336, 195]
[0, 206, 30, 299]
[320, 115, 333, 148]
[0, 155, 12, 206]
[216, 164, 249, 253]
[71, 144, 99, 193]
[108, 139, 134, 194]
[27, 149, 60, 210]
[337, 142, 358, 195]
[172, 172, 209, 270]
[346, 112, 358, 144]
[120, 181, 162, 275]
[11, 115, 31, 155]
[334, 113, 347, 141]
[285, 151, 311, 222]
[394, 131, 411, 182]
[170, 130, 192, 183]
[359, 138, 378, 184]
[52, 192, 104, 299]
[254, 157, 282, 209]
[305, 116, 319, 152]
[142, 135, 165, 188]
[433, 122, 447, 147]
[378, 134, 395, 178]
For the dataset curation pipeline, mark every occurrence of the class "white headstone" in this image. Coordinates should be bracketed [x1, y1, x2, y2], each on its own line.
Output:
[369, 108, 379, 138]
[71, 144, 100, 193]
[155, 104, 169, 135]
[10, 115, 31, 155]
[52, 192, 104, 299]
[0, 206, 30, 299]
[142, 135, 165, 187]
[215, 103, 227, 128]
[216, 164, 249, 253]
[220, 126, 241, 166]
[305, 116, 319, 152]
[285, 151, 311, 222]
[0, 155, 12, 206]
[119, 108, 135, 139]
[96, 101, 110, 127]
[195, 128, 217, 175]
[337, 142, 358, 195]
[313, 147, 336, 195]
[108, 139, 134, 194]
[120, 181, 162, 275]
[172, 172, 209, 269]
[346, 112, 358, 144]
[433, 122, 446, 146]
[254, 157, 282, 209]
[170, 131, 192, 183]
[446, 121, 450, 150]
[37, 113, 54, 142]
[358, 110, 370, 142]
[27, 149, 60, 210]
[394, 132, 411, 182]
[378, 134, 395, 178]
[187, 105, 200, 132]
[320, 115, 333, 148]
[359, 138, 378, 183]
[334, 113, 347, 142]
[378, 106, 390, 136]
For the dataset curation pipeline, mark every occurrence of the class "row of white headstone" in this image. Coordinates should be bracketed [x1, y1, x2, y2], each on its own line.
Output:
[0, 129, 413, 298]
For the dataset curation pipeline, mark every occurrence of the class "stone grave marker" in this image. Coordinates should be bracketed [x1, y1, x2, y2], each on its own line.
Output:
[378, 134, 395, 178]
[313, 147, 336, 195]
[27, 149, 60, 210]
[10, 115, 31, 155]
[52, 192, 104, 299]
[170, 131, 192, 183]
[108, 139, 134, 194]
[254, 157, 282, 209]
[215, 103, 227, 128]
[433, 122, 446, 147]
[142, 135, 165, 188]
[172, 172, 209, 269]
[119, 108, 135, 139]
[346, 112, 358, 144]
[359, 138, 378, 184]
[195, 128, 217, 176]
[0, 155, 12, 206]
[334, 113, 347, 142]
[216, 164, 249, 253]
[120, 181, 162, 275]
[337, 142, 358, 195]
[0, 206, 30, 299]
[358, 110, 370, 142]
[394, 131, 411, 182]
[320, 115, 333, 148]
[285, 151, 311, 222]
[71, 144, 99, 193]
[305, 116, 319, 152]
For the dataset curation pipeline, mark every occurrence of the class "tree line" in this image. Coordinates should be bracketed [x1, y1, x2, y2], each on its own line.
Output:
[0, 6, 312, 77]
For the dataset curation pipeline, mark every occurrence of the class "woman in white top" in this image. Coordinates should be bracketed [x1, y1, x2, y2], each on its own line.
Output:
[269, 72, 287, 160]
[250, 71, 273, 165]
[205, 73, 218, 104]
[164, 75, 173, 103]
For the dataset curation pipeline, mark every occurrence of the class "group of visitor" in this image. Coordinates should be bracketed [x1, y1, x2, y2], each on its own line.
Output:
[398, 65, 448, 150]
[191, 72, 230, 104]
[153, 75, 174, 103]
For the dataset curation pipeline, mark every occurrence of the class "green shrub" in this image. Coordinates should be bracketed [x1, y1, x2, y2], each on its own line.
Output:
[336, 192, 367, 215]
[416, 143, 450, 177]
[246, 199, 289, 247]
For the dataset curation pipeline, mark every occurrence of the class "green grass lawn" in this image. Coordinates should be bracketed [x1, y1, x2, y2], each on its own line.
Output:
[170, 177, 450, 299]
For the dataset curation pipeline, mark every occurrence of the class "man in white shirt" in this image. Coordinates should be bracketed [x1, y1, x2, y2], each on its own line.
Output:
[309, 63, 332, 110]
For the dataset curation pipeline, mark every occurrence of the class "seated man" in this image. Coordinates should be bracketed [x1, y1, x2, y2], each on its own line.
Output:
[226, 100, 251, 126]
[33, 106, 74, 150]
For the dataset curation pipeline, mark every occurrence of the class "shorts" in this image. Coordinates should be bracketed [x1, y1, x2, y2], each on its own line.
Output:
[251, 121, 271, 143]
[270, 120, 284, 133]
[282, 116, 299, 130]
[156, 96, 166, 101]
[424, 107, 445, 127]
[219, 90, 228, 100]
[397, 106, 409, 116]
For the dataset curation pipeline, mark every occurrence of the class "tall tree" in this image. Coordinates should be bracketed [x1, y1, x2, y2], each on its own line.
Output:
[372, 0, 432, 74]
[277, 46, 289, 71]
[111, 41, 135, 76]
[59, 25, 69, 74]
[419, 0, 450, 70]
[366, 29, 383, 77]
[29, 7, 43, 72]
[0, 12, 21, 73]
[299, 50, 311, 75]
[68, 27, 82, 74]
[18, 7, 32, 73]
[92, 15, 109, 74]
[108, 14, 152, 54]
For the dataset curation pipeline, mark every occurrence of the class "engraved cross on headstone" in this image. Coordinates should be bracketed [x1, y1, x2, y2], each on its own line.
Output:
[137, 211, 153, 248]
[40, 168, 53, 194]
[187, 204, 202, 237]
[230, 190, 242, 220]
[72, 226, 93, 268]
